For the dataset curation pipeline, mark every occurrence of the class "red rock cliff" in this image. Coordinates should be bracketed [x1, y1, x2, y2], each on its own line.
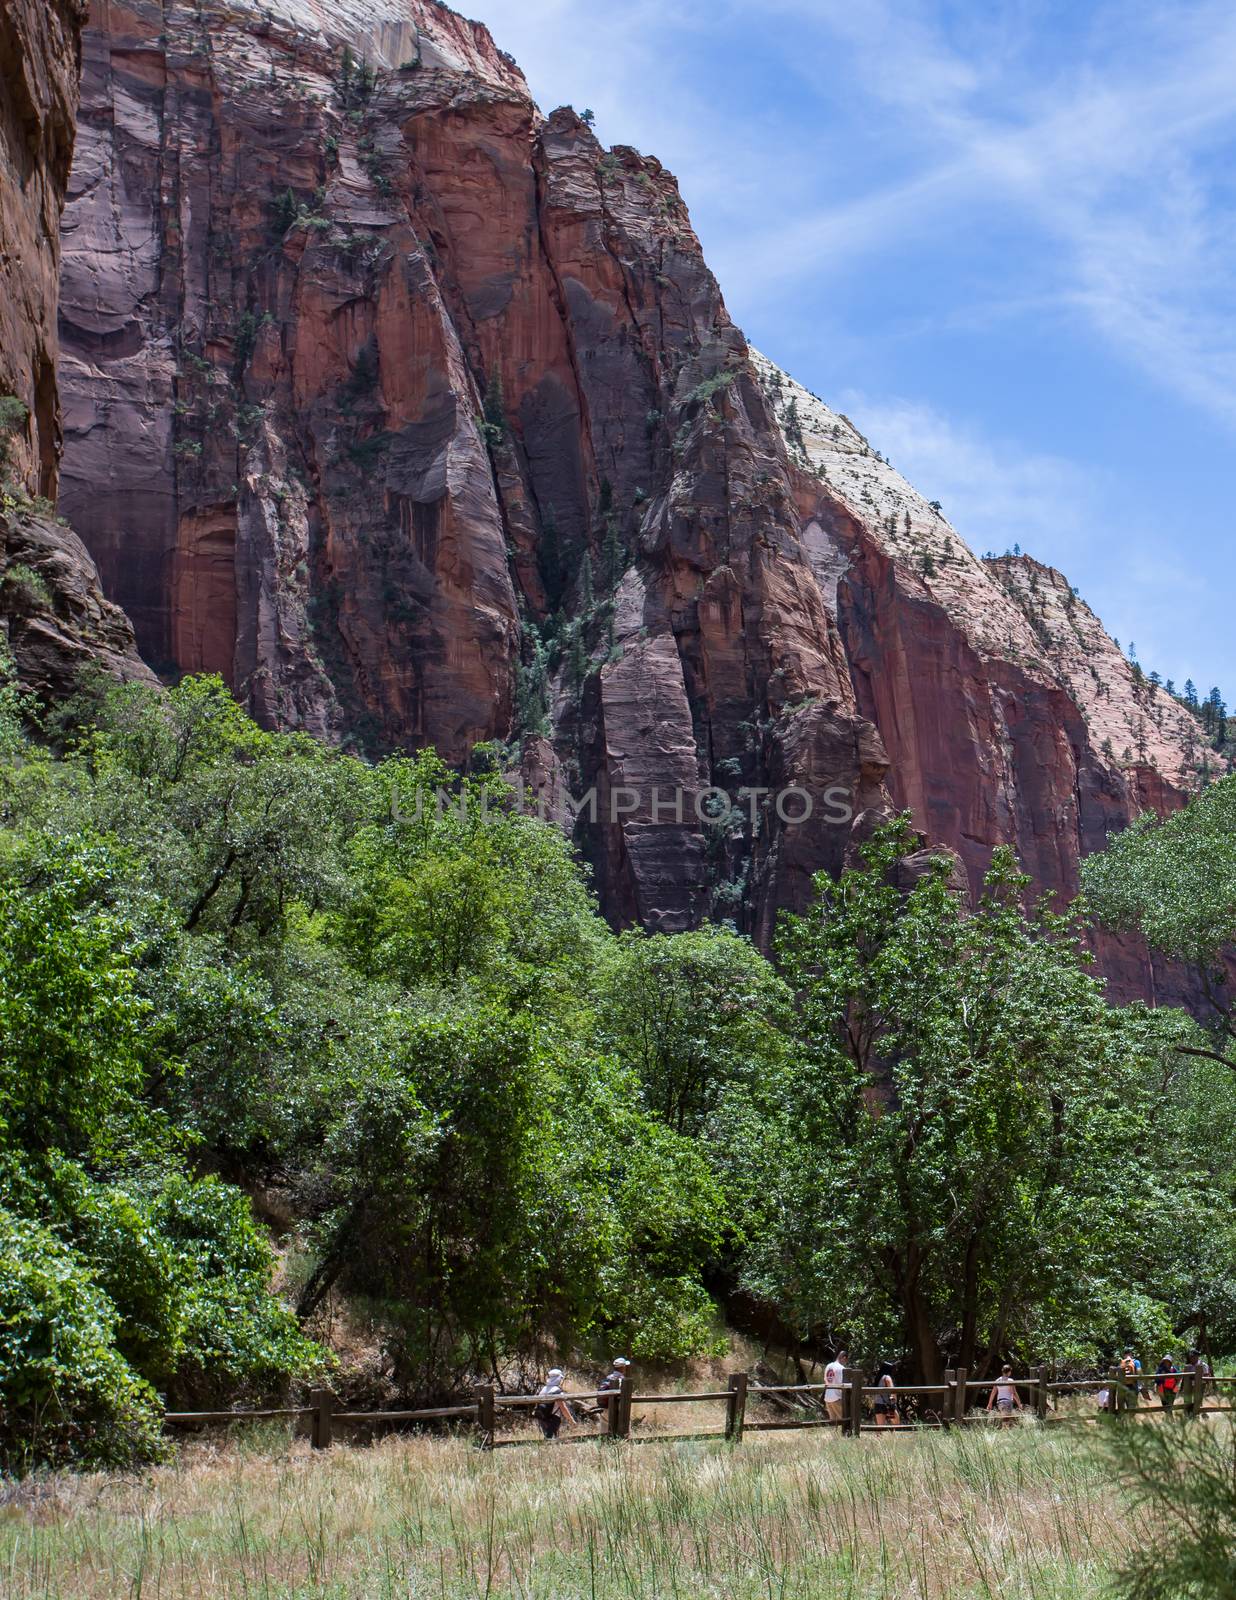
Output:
[753, 353, 1209, 1001]
[53, 0, 1210, 978]
[58, 0, 887, 932]
[0, 0, 153, 699]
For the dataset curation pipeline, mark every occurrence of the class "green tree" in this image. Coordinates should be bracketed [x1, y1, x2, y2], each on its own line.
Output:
[1082, 776, 1236, 1066]
[743, 819, 1180, 1378]
[597, 925, 788, 1136]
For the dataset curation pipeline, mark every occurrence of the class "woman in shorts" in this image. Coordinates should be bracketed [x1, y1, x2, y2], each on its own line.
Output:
[873, 1372, 900, 1428]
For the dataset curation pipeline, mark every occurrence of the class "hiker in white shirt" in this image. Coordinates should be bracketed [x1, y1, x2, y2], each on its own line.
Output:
[824, 1349, 848, 1423]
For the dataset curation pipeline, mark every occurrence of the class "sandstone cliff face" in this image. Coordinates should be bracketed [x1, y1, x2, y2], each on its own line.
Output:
[59, 0, 887, 932]
[1, 504, 156, 699]
[50, 0, 1210, 983]
[0, 0, 87, 499]
[0, 0, 153, 699]
[752, 353, 1204, 1000]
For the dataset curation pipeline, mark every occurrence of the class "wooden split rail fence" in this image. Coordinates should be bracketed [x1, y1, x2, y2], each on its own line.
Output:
[163, 1365, 1232, 1452]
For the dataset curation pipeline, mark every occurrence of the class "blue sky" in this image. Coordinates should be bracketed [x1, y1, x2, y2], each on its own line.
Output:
[467, 0, 1234, 697]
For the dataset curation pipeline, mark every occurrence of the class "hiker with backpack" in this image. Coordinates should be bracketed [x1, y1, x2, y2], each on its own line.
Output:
[533, 1368, 579, 1440]
[1155, 1355, 1180, 1413]
[594, 1356, 631, 1427]
[1120, 1349, 1144, 1404]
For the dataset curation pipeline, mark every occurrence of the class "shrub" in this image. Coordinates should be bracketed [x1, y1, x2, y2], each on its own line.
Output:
[0, 394, 28, 477]
[1101, 1412, 1236, 1598]
[0, 1208, 165, 1471]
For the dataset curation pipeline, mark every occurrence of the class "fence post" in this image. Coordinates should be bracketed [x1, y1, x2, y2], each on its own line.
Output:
[1036, 1365, 1049, 1422]
[1107, 1366, 1122, 1417]
[954, 1367, 968, 1426]
[942, 1369, 955, 1431]
[725, 1372, 748, 1443]
[605, 1379, 623, 1439]
[474, 1383, 495, 1450]
[311, 1387, 333, 1450]
[616, 1374, 634, 1440]
[843, 1367, 863, 1437]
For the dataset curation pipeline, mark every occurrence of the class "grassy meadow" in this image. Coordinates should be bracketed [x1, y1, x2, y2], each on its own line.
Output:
[1, 1419, 1130, 1600]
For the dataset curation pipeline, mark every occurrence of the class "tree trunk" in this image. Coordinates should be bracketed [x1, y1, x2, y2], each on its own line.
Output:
[958, 1232, 980, 1373]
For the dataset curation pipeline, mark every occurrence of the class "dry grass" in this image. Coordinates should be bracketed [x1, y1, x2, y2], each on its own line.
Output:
[0, 1417, 1132, 1600]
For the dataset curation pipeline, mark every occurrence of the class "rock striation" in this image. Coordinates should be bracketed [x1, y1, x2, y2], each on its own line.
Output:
[50, 0, 1209, 984]
[0, 0, 87, 501]
[0, 0, 153, 699]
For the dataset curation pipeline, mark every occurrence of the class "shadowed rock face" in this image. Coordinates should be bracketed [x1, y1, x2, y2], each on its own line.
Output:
[52, 0, 1214, 983]
[0, 0, 152, 699]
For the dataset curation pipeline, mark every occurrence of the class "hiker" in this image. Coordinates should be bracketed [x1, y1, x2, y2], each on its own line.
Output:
[873, 1373, 899, 1429]
[533, 1368, 577, 1440]
[824, 1349, 848, 1424]
[986, 1365, 1022, 1423]
[595, 1356, 631, 1426]
[1120, 1349, 1143, 1403]
[1155, 1355, 1180, 1413]
[599, 1356, 631, 1394]
[1096, 1384, 1111, 1414]
[1187, 1349, 1212, 1404]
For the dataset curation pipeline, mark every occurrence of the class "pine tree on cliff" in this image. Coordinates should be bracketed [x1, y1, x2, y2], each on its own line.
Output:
[537, 504, 565, 608]
[602, 515, 626, 594]
[566, 624, 589, 689]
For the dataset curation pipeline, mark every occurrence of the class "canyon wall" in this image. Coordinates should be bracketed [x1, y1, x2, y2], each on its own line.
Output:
[57, 0, 887, 932]
[0, 0, 86, 500]
[0, 0, 153, 698]
[754, 354, 1203, 1000]
[52, 0, 1205, 980]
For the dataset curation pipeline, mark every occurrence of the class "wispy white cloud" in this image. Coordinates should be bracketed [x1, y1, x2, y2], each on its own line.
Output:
[837, 388, 1214, 682]
[837, 389, 1100, 559]
[737, 0, 1236, 428]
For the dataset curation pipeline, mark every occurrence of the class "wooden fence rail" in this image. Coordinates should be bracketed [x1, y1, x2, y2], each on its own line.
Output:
[162, 1364, 1228, 1452]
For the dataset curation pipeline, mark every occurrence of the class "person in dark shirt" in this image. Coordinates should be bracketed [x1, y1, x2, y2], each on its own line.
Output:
[599, 1356, 632, 1394]
[596, 1356, 631, 1426]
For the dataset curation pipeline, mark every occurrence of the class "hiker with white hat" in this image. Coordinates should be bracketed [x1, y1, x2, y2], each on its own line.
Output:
[533, 1368, 577, 1440]
[600, 1356, 632, 1390]
[595, 1356, 632, 1426]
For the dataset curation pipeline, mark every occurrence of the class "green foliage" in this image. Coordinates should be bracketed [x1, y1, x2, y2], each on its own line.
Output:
[513, 621, 550, 737]
[597, 925, 788, 1136]
[0, 839, 154, 1164]
[687, 369, 737, 407]
[2, 561, 53, 608]
[1083, 777, 1236, 1061]
[4, 667, 1235, 1466]
[1101, 1416, 1236, 1599]
[334, 44, 376, 111]
[0, 392, 28, 478]
[0, 1208, 165, 1471]
[742, 819, 1199, 1376]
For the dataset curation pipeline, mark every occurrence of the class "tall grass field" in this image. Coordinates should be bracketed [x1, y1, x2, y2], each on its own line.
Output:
[2, 1421, 1130, 1599]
